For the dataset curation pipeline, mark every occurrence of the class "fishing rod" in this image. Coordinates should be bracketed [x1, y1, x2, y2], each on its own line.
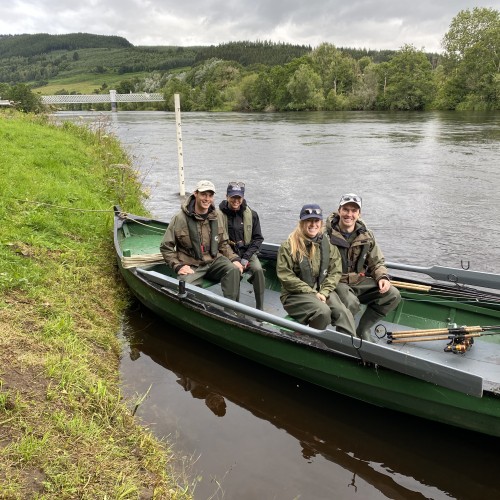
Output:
[390, 278, 500, 305]
[392, 331, 500, 354]
[375, 324, 500, 354]
[384, 324, 500, 339]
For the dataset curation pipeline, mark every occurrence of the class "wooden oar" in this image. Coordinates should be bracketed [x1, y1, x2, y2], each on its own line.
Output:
[390, 280, 431, 292]
[386, 262, 500, 290]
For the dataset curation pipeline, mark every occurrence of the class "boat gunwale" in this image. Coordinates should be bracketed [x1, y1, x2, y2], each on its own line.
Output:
[113, 208, 500, 436]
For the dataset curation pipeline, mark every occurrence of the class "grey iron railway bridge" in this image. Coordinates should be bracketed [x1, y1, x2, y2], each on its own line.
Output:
[40, 89, 164, 111]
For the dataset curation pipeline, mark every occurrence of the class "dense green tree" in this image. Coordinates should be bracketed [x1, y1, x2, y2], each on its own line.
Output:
[162, 77, 195, 111]
[440, 7, 500, 109]
[5, 83, 44, 113]
[233, 73, 259, 111]
[310, 43, 357, 97]
[115, 79, 138, 94]
[349, 63, 379, 110]
[246, 71, 274, 111]
[380, 45, 435, 110]
[286, 64, 324, 110]
[0, 82, 9, 98]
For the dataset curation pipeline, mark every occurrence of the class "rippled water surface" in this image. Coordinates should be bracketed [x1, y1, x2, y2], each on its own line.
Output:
[57, 110, 500, 499]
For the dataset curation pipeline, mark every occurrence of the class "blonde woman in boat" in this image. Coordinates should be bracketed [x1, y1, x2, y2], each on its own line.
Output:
[276, 204, 356, 336]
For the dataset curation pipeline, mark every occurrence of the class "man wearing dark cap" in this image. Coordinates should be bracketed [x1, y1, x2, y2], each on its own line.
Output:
[326, 193, 401, 341]
[219, 181, 265, 309]
[160, 180, 243, 300]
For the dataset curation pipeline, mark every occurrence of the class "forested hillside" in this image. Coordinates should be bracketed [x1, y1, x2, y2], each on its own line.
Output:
[0, 33, 132, 58]
[1, 7, 498, 113]
[194, 40, 312, 66]
[0, 34, 316, 87]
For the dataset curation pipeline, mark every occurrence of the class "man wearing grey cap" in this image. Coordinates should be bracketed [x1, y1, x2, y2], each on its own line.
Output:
[160, 180, 244, 301]
[326, 193, 401, 342]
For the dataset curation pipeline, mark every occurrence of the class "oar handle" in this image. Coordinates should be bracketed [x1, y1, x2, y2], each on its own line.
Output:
[390, 280, 432, 292]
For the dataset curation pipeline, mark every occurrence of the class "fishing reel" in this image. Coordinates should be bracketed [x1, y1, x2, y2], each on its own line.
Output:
[444, 335, 474, 354]
[374, 324, 387, 339]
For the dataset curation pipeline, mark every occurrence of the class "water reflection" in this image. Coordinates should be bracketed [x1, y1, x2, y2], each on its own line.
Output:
[120, 303, 500, 500]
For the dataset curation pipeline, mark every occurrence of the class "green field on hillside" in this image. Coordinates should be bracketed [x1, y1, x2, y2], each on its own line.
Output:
[33, 71, 151, 95]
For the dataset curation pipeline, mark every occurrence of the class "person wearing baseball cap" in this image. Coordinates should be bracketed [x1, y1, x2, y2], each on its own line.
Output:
[326, 193, 401, 342]
[276, 203, 356, 335]
[219, 181, 265, 310]
[160, 180, 244, 301]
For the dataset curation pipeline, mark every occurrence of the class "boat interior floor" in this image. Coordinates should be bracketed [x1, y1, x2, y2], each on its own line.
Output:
[206, 278, 500, 393]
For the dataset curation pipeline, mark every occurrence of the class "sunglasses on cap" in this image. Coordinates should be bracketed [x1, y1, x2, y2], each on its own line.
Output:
[340, 194, 361, 204]
[228, 181, 245, 189]
[303, 208, 322, 215]
[339, 194, 362, 208]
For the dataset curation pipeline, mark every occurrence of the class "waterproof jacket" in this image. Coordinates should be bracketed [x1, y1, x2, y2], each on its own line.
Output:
[277, 233, 342, 302]
[326, 212, 389, 286]
[218, 199, 264, 261]
[160, 194, 238, 272]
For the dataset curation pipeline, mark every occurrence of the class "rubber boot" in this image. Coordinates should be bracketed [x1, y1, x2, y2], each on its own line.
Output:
[356, 308, 385, 342]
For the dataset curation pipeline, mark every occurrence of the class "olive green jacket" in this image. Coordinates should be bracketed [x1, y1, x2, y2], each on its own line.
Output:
[326, 212, 389, 285]
[276, 234, 342, 302]
[160, 194, 238, 272]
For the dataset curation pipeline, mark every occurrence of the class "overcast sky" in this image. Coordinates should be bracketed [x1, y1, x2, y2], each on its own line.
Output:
[2, 1, 499, 53]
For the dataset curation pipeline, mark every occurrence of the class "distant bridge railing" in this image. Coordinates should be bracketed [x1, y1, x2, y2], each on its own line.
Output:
[41, 90, 165, 110]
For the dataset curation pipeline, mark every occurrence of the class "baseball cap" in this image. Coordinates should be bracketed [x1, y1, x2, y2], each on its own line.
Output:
[227, 181, 245, 198]
[195, 180, 216, 193]
[299, 204, 323, 221]
[339, 193, 362, 209]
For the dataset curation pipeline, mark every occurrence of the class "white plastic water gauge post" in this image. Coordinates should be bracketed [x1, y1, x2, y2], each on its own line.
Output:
[174, 93, 186, 196]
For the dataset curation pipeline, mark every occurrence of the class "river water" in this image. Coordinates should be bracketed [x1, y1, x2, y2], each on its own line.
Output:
[57, 111, 500, 499]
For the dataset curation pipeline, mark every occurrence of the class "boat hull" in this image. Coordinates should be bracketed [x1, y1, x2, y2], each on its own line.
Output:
[114, 209, 500, 437]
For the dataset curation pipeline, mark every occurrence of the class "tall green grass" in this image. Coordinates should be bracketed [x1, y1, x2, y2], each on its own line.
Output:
[0, 111, 192, 499]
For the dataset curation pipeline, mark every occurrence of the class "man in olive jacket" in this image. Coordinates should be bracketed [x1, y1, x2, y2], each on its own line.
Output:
[160, 180, 243, 301]
[326, 193, 401, 341]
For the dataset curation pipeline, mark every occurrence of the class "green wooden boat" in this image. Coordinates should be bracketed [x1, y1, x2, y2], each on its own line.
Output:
[113, 208, 500, 437]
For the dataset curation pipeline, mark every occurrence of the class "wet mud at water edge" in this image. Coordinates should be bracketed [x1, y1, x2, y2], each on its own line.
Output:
[119, 303, 500, 500]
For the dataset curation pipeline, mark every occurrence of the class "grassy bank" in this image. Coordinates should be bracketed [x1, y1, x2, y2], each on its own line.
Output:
[0, 111, 191, 499]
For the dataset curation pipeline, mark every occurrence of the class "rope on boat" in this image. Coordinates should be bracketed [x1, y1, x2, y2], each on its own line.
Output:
[14, 198, 116, 212]
[120, 214, 165, 233]
[121, 253, 164, 269]
[118, 214, 166, 268]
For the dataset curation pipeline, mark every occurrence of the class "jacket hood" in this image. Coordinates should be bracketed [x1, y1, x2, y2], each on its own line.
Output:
[328, 211, 367, 234]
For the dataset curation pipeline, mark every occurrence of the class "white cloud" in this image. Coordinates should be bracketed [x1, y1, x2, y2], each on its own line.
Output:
[1, 0, 499, 53]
